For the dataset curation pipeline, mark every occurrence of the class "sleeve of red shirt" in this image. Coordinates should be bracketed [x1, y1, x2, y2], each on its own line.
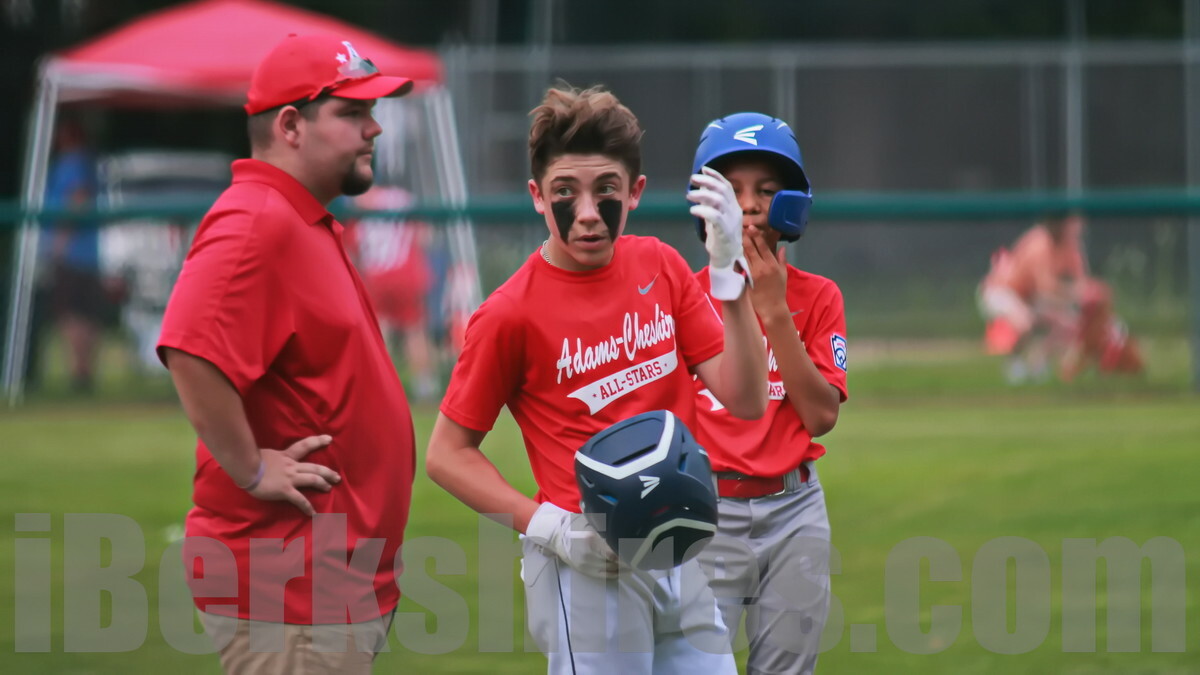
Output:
[157, 204, 296, 395]
[440, 292, 524, 432]
[803, 280, 849, 402]
[661, 243, 723, 369]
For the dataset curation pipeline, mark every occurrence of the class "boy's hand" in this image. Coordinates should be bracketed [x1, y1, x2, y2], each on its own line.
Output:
[688, 167, 749, 300]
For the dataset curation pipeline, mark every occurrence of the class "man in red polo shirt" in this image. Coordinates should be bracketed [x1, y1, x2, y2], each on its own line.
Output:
[158, 34, 417, 673]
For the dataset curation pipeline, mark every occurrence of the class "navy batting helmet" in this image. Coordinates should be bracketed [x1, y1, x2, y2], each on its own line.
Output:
[691, 111, 812, 242]
[575, 410, 718, 571]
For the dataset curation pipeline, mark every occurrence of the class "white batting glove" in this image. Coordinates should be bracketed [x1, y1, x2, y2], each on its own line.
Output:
[526, 502, 619, 579]
[688, 166, 749, 301]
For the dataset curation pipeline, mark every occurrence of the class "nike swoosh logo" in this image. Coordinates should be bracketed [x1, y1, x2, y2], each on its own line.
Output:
[790, 308, 804, 316]
[638, 275, 659, 295]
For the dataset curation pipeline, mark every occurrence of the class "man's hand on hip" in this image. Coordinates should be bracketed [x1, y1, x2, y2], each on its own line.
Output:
[246, 435, 341, 516]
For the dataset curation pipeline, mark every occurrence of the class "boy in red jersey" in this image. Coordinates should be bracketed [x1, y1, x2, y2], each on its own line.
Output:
[426, 85, 768, 674]
[689, 112, 847, 675]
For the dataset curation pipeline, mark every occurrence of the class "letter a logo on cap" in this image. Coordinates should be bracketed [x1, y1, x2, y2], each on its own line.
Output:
[337, 40, 377, 79]
[341, 41, 363, 64]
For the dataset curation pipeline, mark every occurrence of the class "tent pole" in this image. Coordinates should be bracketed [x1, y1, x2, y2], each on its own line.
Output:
[3, 65, 59, 407]
[425, 85, 482, 311]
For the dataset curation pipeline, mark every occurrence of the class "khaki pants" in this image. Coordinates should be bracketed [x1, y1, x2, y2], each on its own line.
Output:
[198, 610, 393, 675]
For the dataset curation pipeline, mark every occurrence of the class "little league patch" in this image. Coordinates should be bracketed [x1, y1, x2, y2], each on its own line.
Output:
[831, 334, 848, 371]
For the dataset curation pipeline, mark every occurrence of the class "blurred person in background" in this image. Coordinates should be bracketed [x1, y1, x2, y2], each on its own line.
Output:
[1058, 277, 1145, 382]
[978, 212, 1088, 383]
[157, 34, 417, 673]
[689, 112, 846, 675]
[343, 185, 439, 402]
[35, 113, 115, 393]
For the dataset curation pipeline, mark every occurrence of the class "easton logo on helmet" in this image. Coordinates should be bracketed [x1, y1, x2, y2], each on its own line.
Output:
[639, 475, 660, 498]
[733, 124, 764, 145]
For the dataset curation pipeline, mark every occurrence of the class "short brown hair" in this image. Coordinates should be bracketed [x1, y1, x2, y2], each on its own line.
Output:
[246, 95, 330, 151]
[528, 84, 643, 183]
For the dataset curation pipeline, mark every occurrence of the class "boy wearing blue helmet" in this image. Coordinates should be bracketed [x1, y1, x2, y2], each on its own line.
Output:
[690, 112, 848, 675]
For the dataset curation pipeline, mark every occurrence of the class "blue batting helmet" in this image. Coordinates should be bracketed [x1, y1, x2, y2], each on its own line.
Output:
[575, 410, 718, 571]
[691, 111, 812, 242]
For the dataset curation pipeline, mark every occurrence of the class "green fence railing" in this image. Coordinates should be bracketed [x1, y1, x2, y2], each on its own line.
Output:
[4, 188, 1200, 225]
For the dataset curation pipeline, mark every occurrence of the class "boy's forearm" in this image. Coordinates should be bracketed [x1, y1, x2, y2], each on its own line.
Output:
[718, 291, 769, 417]
[761, 313, 840, 436]
[426, 417, 541, 532]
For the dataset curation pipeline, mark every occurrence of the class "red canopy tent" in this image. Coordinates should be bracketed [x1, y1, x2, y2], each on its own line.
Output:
[4, 0, 479, 403]
[48, 0, 443, 104]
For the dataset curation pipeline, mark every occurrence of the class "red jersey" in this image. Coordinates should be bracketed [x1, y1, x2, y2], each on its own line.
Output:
[342, 218, 433, 326]
[158, 159, 415, 624]
[440, 235, 724, 511]
[692, 265, 848, 477]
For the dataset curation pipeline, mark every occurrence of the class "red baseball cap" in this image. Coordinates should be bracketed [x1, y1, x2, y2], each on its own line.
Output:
[245, 34, 414, 115]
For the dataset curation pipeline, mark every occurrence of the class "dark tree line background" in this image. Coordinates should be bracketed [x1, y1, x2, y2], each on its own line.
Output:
[0, 0, 1187, 324]
[0, 0, 1186, 198]
[0, 0, 1185, 298]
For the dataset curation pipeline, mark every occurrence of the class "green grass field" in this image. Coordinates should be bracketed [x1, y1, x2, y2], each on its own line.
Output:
[2, 339, 1198, 673]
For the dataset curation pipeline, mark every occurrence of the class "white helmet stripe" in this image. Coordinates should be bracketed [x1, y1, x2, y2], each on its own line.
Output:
[626, 517, 718, 569]
[574, 410, 676, 480]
